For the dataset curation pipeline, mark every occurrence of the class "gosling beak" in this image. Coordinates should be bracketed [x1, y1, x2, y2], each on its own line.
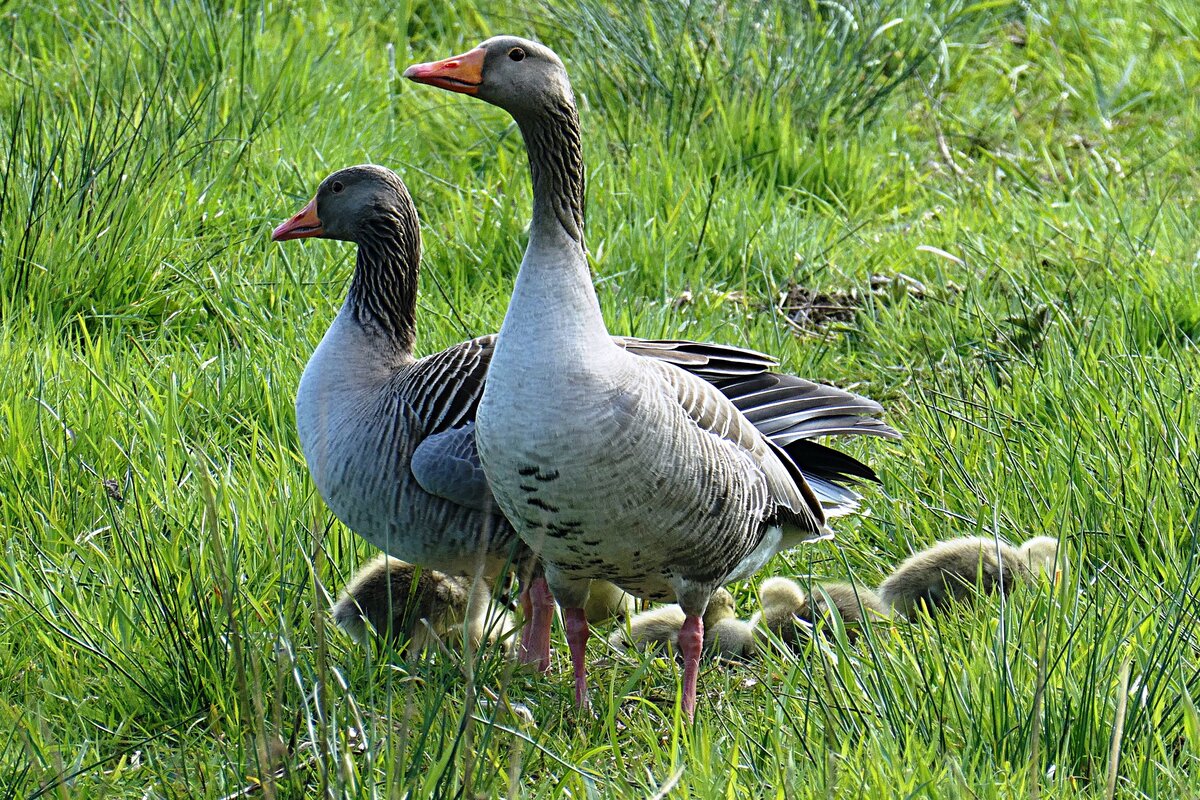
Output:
[272, 198, 323, 241]
[403, 47, 486, 95]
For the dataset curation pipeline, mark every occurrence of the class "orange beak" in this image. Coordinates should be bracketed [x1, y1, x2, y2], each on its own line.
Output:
[272, 198, 323, 241]
[403, 46, 486, 95]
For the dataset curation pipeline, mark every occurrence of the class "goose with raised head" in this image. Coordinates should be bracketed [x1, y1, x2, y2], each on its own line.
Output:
[332, 554, 515, 654]
[273, 165, 880, 671]
[405, 36, 899, 717]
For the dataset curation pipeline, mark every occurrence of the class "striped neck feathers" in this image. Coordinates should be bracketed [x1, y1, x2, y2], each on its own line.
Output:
[346, 211, 420, 351]
[517, 97, 586, 251]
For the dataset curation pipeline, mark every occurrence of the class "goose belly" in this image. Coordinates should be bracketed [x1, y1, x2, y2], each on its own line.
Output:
[296, 321, 510, 574]
[475, 371, 770, 602]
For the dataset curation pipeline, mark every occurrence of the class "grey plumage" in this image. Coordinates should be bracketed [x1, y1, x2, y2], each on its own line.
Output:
[276, 165, 889, 662]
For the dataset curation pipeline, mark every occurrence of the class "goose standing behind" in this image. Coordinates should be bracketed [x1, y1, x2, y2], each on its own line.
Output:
[406, 37, 898, 717]
[878, 536, 1060, 618]
[272, 166, 877, 669]
[332, 555, 515, 654]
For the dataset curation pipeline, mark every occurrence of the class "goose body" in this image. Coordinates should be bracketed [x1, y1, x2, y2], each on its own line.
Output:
[406, 36, 898, 716]
[297, 318, 503, 574]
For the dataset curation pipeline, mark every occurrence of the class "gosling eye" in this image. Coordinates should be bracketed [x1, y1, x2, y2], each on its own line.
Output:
[331, 181, 344, 194]
[508, 47, 525, 62]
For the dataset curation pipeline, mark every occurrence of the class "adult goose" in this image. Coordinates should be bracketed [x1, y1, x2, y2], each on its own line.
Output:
[271, 165, 882, 670]
[405, 36, 899, 717]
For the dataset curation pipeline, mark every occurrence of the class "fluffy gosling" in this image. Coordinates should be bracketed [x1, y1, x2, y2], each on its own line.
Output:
[878, 536, 1059, 618]
[582, 580, 636, 623]
[331, 555, 514, 654]
[754, 576, 889, 644]
[609, 588, 751, 657]
[1018, 536, 1063, 579]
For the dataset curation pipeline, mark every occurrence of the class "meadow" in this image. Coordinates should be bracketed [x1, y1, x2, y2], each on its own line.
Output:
[1, 0, 1198, 796]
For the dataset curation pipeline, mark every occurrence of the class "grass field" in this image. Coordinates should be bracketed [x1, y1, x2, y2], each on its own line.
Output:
[2, 0, 1199, 796]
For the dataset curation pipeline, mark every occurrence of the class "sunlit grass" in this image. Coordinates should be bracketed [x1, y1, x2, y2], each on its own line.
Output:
[1, 0, 1198, 796]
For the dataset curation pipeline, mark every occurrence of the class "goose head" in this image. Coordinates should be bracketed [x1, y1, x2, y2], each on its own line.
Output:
[404, 36, 572, 118]
[272, 164, 416, 244]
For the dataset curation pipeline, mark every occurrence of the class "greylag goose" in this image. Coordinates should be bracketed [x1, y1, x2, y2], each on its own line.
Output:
[609, 588, 753, 658]
[877, 535, 1060, 618]
[332, 554, 515, 654]
[271, 165, 876, 671]
[753, 576, 890, 645]
[406, 36, 898, 717]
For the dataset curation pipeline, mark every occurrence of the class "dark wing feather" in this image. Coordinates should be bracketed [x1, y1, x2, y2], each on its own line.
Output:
[617, 337, 777, 379]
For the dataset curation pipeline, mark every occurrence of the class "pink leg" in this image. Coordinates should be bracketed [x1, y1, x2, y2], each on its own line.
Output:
[518, 576, 554, 672]
[563, 607, 591, 709]
[678, 614, 704, 721]
[519, 585, 534, 655]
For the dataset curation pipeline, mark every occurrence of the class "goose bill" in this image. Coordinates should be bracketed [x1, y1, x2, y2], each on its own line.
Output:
[403, 47, 485, 95]
[272, 198, 324, 241]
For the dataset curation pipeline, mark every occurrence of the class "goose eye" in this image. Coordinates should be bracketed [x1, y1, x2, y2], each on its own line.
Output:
[331, 181, 344, 194]
[508, 48, 525, 62]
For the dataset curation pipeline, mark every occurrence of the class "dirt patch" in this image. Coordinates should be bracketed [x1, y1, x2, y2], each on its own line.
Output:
[780, 273, 935, 335]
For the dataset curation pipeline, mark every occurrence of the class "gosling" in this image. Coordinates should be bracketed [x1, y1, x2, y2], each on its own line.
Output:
[609, 588, 754, 658]
[1018, 536, 1063, 579]
[754, 576, 889, 644]
[582, 580, 636, 623]
[331, 555, 515, 655]
[877, 536, 1061, 618]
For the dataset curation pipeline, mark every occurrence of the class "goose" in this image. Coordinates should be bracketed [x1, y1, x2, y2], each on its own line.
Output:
[272, 165, 881, 673]
[877, 535, 1056, 618]
[753, 576, 889, 645]
[405, 36, 899, 717]
[609, 589, 753, 658]
[331, 554, 515, 654]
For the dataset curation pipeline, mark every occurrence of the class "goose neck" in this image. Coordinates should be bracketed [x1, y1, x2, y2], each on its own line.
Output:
[514, 99, 586, 253]
[345, 214, 420, 352]
[505, 100, 614, 348]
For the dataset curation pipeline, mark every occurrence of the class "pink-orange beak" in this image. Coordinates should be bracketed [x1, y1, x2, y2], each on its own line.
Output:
[272, 198, 323, 241]
[403, 46, 486, 95]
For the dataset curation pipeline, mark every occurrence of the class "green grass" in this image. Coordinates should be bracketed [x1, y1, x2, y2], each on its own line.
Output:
[2, 0, 1198, 796]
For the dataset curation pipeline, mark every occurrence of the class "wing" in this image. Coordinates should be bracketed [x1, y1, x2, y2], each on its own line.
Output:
[714, 372, 901, 502]
[640, 358, 828, 539]
[616, 337, 777, 380]
[410, 422, 494, 512]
